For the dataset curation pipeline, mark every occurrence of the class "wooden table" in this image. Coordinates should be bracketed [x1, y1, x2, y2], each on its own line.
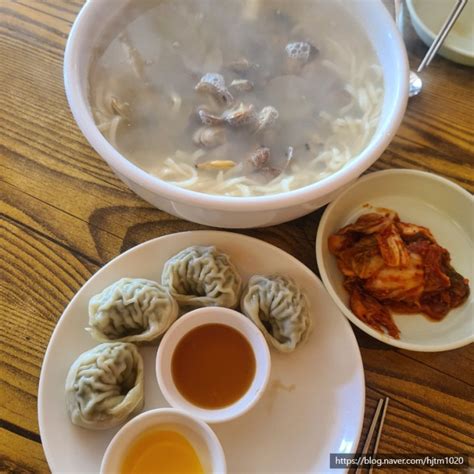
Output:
[1, 1, 473, 472]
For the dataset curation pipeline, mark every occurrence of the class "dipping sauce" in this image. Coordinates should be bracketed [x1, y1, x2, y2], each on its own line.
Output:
[120, 429, 203, 474]
[172, 323, 256, 408]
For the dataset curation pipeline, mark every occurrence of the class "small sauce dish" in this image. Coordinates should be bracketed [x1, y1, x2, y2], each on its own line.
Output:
[100, 408, 226, 474]
[156, 307, 271, 423]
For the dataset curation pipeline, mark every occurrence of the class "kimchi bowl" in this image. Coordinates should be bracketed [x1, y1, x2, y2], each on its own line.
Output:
[316, 169, 474, 352]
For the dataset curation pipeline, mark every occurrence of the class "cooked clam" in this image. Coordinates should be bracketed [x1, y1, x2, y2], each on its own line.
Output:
[285, 41, 318, 63]
[197, 106, 225, 126]
[229, 79, 254, 93]
[253, 106, 279, 134]
[223, 102, 257, 127]
[248, 147, 270, 169]
[195, 73, 234, 105]
[193, 126, 226, 149]
[228, 57, 252, 73]
[254, 146, 293, 181]
[285, 41, 318, 74]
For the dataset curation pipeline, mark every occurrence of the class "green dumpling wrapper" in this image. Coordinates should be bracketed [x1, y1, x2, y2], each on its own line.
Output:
[88, 278, 178, 343]
[241, 274, 312, 352]
[65, 342, 144, 430]
[162, 246, 242, 308]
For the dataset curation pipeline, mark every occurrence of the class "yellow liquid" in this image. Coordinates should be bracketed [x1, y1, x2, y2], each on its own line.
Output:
[120, 429, 204, 474]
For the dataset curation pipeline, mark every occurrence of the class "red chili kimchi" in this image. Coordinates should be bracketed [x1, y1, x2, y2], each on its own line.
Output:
[328, 209, 470, 339]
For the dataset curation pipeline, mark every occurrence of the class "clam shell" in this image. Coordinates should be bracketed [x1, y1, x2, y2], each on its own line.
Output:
[197, 106, 225, 126]
[248, 147, 270, 169]
[195, 73, 234, 105]
[223, 103, 257, 127]
[253, 106, 279, 134]
[285, 41, 319, 74]
[193, 127, 226, 149]
[228, 57, 252, 73]
[230, 79, 254, 93]
[285, 41, 318, 62]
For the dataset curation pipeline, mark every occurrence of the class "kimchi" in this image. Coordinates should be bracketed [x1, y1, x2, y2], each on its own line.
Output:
[328, 210, 470, 339]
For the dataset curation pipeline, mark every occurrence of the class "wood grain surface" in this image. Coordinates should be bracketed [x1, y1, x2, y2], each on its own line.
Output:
[0, 0, 473, 473]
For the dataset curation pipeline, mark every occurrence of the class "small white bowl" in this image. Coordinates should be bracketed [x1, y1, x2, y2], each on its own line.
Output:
[407, 0, 474, 66]
[156, 307, 271, 423]
[100, 408, 226, 474]
[316, 169, 474, 352]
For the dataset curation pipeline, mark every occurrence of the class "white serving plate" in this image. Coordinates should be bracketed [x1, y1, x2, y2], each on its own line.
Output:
[316, 170, 474, 352]
[38, 231, 364, 473]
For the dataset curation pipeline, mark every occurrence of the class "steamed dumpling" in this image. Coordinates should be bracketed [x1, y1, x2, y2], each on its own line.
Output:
[65, 342, 144, 430]
[88, 278, 178, 342]
[162, 246, 242, 308]
[241, 274, 312, 352]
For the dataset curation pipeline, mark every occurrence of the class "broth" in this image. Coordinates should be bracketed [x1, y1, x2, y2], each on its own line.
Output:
[90, 0, 384, 196]
[171, 323, 256, 409]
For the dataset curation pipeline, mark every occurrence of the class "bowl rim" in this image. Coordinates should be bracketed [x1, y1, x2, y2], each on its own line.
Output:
[315, 168, 474, 352]
[406, 0, 474, 58]
[99, 407, 227, 474]
[63, 0, 409, 211]
[156, 307, 271, 423]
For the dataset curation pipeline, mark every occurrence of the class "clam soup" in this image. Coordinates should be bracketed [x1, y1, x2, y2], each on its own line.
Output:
[90, 0, 384, 196]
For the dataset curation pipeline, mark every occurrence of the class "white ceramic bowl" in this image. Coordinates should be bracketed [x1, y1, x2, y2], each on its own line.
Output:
[156, 307, 271, 423]
[316, 169, 474, 352]
[63, 0, 408, 228]
[100, 408, 226, 474]
[407, 0, 474, 66]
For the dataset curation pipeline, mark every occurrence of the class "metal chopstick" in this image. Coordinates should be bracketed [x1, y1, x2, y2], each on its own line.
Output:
[417, 0, 467, 72]
[368, 397, 390, 474]
[355, 398, 384, 474]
